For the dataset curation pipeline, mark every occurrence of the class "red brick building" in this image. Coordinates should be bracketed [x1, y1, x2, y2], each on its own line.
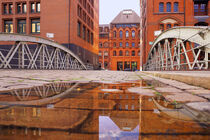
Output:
[99, 24, 110, 69]
[140, 0, 210, 70]
[0, 0, 99, 68]
[99, 10, 141, 71]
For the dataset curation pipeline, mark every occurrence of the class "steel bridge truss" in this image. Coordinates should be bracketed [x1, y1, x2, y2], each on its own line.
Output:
[146, 27, 210, 71]
[10, 82, 74, 101]
[0, 33, 87, 70]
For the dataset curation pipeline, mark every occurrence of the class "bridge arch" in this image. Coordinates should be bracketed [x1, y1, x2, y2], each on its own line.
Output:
[145, 26, 210, 71]
[0, 33, 87, 70]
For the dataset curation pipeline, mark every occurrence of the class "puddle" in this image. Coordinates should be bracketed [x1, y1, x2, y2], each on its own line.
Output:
[0, 80, 209, 140]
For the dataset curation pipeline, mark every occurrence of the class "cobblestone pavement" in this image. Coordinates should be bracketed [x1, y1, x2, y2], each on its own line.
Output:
[0, 70, 209, 110]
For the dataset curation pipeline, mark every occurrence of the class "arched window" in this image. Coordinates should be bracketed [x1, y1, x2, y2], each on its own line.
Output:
[132, 30, 135, 38]
[125, 50, 129, 56]
[113, 51, 117, 56]
[126, 42, 129, 47]
[132, 50, 135, 56]
[119, 31, 123, 38]
[167, 2, 171, 12]
[159, 2, 164, 12]
[132, 42, 135, 47]
[138, 51, 140, 56]
[99, 51, 102, 56]
[174, 2, 179, 12]
[113, 31, 116, 38]
[119, 42, 122, 47]
[126, 30, 129, 38]
[119, 50, 123, 56]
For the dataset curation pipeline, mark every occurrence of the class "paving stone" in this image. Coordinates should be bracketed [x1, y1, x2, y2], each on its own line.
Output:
[186, 102, 210, 111]
[165, 93, 207, 102]
[155, 87, 183, 93]
[186, 89, 210, 95]
[127, 87, 155, 96]
[198, 94, 210, 100]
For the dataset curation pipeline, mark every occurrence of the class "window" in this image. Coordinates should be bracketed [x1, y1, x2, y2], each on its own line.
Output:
[174, 2, 179, 12]
[126, 31, 129, 38]
[160, 24, 164, 31]
[82, 26, 86, 40]
[119, 31, 123, 38]
[31, 19, 40, 33]
[9, 4, 13, 14]
[99, 43, 102, 48]
[119, 42, 122, 47]
[132, 30, 135, 38]
[138, 51, 140, 56]
[99, 51, 102, 56]
[17, 3, 27, 14]
[125, 51, 129, 56]
[17, 20, 26, 34]
[31, 3, 35, 13]
[167, 24, 171, 29]
[132, 50, 135, 56]
[159, 2, 164, 12]
[4, 20, 13, 33]
[113, 51, 117, 56]
[113, 31, 116, 38]
[119, 50, 123, 56]
[194, 2, 208, 16]
[17, 4, 21, 13]
[3, 4, 7, 14]
[87, 30, 90, 42]
[126, 42, 129, 47]
[23, 3, 27, 13]
[36, 2, 40, 13]
[132, 42, 135, 47]
[91, 33, 93, 44]
[167, 2, 171, 12]
[77, 21, 81, 37]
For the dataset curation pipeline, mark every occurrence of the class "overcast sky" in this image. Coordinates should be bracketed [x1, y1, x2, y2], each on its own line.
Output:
[99, 0, 140, 24]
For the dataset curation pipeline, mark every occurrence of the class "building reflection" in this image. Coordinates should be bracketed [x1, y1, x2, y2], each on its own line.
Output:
[0, 81, 209, 140]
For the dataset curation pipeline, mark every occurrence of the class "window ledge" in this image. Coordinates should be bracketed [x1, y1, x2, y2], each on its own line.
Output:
[31, 33, 41, 35]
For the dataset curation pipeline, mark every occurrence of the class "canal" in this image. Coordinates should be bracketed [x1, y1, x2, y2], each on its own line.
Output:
[0, 80, 209, 140]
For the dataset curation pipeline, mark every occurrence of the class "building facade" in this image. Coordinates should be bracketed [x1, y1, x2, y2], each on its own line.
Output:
[99, 10, 141, 71]
[140, 0, 210, 70]
[0, 0, 99, 68]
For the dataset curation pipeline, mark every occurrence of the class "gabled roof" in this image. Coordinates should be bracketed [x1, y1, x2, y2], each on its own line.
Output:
[111, 9, 140, 24]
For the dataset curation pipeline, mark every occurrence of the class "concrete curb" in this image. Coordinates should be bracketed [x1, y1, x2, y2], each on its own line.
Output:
[139, 72, 210, 90]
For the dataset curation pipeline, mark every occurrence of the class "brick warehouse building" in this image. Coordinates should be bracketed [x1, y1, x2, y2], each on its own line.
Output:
[99, 10, 141, 71]
[140, 0, 210, 70]
[0, 0, 99, 68]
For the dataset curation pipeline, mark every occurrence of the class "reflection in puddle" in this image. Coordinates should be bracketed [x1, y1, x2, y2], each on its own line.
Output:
[0, 80, 209, 140]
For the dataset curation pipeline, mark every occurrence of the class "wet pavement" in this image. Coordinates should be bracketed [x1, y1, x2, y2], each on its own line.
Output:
[0, 78, 209, 140]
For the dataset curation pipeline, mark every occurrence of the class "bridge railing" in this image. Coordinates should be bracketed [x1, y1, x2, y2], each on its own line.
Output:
[145, 26, 210, 71]
[0, 33, 87, 70]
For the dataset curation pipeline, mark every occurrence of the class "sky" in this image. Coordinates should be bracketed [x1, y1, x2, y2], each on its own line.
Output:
[99, 0, 140, 24]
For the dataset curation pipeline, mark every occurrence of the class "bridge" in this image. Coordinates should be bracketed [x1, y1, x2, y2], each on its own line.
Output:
[145, 26, 210, 71]
[0, 33, 87, 70]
